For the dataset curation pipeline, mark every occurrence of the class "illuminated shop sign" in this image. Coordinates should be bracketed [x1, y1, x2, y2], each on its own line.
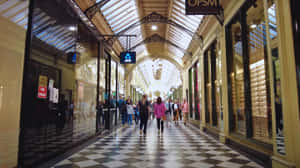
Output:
[120, 52, 136, 64]
[185, 0, 221, 15]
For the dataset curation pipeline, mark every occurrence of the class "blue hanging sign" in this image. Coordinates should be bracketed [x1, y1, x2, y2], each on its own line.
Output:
[120, 52, 136, 64]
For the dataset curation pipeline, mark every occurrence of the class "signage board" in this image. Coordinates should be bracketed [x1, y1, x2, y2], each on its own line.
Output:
[67, 52, 77, 64]
[38, 86, 47, 99]
[185, 0, 221, 15]
[120, 52, 136, 64]
[37, 75, 48, 99]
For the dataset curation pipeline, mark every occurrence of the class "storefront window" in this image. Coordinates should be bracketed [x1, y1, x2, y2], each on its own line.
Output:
[247, 4, 272, 143]
[100, 58, 106, 101]
[216, 40, 223, 129]
[204, 50, 211, 123]
[19, 0, 100, 166]
[227, 13, 246, 135]
[197, 62, 202, 121]
[204, 41, 222, 128]
[189, 68, 193, 118]
[226, 1, 274, 143]
[111, 60, 116, 97]
[194, 63, 200, 120]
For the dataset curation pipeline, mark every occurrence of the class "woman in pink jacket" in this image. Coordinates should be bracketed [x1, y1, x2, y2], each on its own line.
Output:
[181, 99, 189, 125]
[154, 97, 166, 133]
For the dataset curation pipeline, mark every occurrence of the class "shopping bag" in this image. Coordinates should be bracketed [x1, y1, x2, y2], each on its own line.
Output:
[162, 115, 166, 121]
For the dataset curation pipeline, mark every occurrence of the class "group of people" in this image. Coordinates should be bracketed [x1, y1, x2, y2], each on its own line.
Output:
[119, 95, 150, 134]
[154, 97, 189, 133]
[118, 94, 189, 135]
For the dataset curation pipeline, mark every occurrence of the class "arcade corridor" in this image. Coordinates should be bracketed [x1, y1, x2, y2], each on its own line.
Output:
[1, 0, 300, 167]
[50, 122, 262, 168]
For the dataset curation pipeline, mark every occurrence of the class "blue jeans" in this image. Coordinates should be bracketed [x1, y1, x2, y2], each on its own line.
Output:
[122, 113, 127, 125]
[128, 114, 133, 125]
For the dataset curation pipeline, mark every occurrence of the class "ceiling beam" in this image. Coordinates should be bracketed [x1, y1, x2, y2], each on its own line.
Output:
[84, 0, 111, 19]
[108, 12, 203, 49]
[129, 34, 192, 56]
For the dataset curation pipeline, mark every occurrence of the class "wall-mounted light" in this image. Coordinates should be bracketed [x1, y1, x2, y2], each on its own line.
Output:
[151, 25, 158, 31]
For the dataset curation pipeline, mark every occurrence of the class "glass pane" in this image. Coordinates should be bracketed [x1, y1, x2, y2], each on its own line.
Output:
[216, 40, 222, 129]
[197, 62, 202, 121]
[20, 0, 99, 166]
[194, 63, 200, 120]
[230, 20, 246, 135]
[247, 4, 272, 143]
[191, 68, 195, 119]
[207, 50, 212, 124]
[189, 69, 193, 118]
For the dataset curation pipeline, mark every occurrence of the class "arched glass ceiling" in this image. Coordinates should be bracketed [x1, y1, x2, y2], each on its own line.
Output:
[167, 0, 203, 58]
[99, 0, 146, 53]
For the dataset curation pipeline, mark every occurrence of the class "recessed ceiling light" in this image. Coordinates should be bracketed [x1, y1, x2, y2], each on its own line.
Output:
[68, 26, 76, 31]
[151, 25, 158, 31]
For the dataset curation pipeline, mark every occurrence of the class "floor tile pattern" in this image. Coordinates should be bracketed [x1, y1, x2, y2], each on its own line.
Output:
[52, 120, 263, 168]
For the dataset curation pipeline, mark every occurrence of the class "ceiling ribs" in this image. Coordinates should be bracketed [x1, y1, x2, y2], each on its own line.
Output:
[107, 12, 202, 46]
[84, 0, 111, 19]
[129, 34, 192, 56]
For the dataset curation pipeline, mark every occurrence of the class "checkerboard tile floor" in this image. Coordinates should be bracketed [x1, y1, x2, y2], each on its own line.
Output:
[51, 120, 263, 168]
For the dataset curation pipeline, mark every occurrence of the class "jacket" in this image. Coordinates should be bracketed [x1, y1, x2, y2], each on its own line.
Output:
[154, 102, 166, 119]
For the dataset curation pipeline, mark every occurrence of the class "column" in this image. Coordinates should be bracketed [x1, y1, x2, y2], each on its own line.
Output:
[271, 0, 299, 167]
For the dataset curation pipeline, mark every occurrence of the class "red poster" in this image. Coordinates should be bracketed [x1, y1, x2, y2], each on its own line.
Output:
[38, 86, 47, 99]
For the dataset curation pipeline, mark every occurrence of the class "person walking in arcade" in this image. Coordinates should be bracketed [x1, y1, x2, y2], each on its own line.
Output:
[154, 97, 166, 134]
[182, 99, 189, 125]
[138, 95, 150, 135]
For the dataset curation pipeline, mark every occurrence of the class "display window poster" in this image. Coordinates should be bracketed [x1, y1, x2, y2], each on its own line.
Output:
[37, 75, 48, 99]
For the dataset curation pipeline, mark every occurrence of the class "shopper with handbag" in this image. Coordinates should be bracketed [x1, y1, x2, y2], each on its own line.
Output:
[154, 97, 166, 133]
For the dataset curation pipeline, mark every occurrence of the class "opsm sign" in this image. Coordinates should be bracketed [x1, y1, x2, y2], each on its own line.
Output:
[185, 0, 221, 15]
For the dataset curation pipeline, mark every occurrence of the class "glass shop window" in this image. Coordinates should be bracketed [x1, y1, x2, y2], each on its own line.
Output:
[228, 16, 246, 136]
[247, 3, 272, 143]
[215, 40, 223, 128]
[204, 49, 212, 123]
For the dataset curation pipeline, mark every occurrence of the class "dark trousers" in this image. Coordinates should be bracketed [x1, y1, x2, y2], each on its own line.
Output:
[135, 113, 139, 124]
[157, 118, 164, 132]
[140, 115, 148, 133]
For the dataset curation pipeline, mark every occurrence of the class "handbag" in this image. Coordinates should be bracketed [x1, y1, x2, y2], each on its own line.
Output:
[162, 115, 166, 121]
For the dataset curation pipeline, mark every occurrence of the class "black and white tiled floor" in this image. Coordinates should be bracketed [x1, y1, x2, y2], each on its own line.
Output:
[52, 120, 263, 168]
